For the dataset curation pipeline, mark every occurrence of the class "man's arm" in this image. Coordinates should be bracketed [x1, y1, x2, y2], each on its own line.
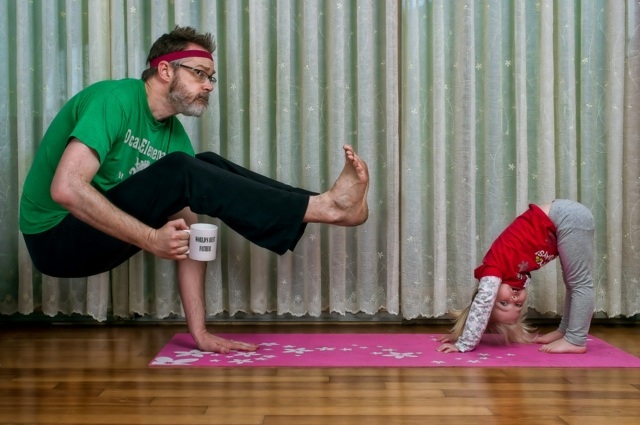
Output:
[173, 208, 259, 353]
[53, 140, 258, 353]
[50, 139, 189, 259]
[176, 254, 259, 353]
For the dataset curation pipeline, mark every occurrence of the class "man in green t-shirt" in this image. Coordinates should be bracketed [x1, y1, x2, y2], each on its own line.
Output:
[19, 26, 370, 354]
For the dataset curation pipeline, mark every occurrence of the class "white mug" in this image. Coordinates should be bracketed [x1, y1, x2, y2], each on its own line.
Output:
[184, 223, 218, 261]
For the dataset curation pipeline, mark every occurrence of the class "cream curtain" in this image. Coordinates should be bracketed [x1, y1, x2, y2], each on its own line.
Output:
[1, 0, 400, 321]
[1, 0, 639, 323]
[401, 0, 640, 319]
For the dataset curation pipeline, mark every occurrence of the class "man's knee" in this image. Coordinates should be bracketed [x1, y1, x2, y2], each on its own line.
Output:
[195, 151, 225, 166]
[158, 151, 227, 171]
[158, 151, 194, 168]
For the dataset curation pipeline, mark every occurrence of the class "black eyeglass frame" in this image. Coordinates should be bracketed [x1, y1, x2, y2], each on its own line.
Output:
[173, 63, 217, 85]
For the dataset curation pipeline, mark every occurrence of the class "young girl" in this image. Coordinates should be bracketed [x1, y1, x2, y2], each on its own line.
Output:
[436, 199, 595, 354]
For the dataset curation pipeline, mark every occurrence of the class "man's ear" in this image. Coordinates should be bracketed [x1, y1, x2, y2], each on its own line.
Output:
[156, 61, 174, 82]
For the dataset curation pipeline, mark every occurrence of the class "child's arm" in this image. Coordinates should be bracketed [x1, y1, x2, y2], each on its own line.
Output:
[454, 276, 502, 352]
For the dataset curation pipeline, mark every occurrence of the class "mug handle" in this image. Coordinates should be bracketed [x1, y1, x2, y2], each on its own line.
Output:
[182, 229, 191, 255]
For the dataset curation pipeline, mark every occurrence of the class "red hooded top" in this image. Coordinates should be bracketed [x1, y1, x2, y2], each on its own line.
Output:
[474, 204, 558, 288]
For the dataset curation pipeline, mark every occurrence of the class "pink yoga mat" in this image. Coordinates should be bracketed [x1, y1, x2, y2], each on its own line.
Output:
[149, 333, 640, 368]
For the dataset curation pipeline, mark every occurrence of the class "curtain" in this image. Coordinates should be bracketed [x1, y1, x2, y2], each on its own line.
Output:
[0, 0, 400, 321]
[401, 0, 640, 319]
[1, 0, 639, 323]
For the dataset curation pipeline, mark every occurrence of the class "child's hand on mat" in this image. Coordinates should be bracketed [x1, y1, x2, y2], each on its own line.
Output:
[437, 334, 455, 344]
[436, 342, 460, 353]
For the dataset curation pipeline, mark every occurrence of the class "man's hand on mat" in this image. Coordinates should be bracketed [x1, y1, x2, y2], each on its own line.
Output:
[195, 332, 260, 354]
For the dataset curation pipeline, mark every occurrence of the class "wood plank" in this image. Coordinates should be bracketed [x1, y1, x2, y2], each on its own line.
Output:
[199, 405, 493, 416]
[10, 373, 328, 383]
[262, 415, 568, 425]
[487, 403, 640, 417]
[99, 387, 445, 398]
[0, 412, 262, 425]
[443, 389, 640, 399]
[560, 417, 640, 425]
[0, 396, 154, 406]
[0, 405, 208, 415]
[150, 395, 456, 408]
[385, 382, 640, 392]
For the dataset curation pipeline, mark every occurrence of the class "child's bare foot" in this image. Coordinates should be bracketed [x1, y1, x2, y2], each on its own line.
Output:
[539, 338, 587, 354]
[305, 145, 369, 226]
[534, 329, 565, 344]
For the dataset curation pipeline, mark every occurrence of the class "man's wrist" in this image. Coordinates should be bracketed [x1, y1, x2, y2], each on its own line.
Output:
[190, 328, 209, 344]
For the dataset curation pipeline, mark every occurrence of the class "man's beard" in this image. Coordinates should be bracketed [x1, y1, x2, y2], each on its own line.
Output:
[168, 77, 210, 117]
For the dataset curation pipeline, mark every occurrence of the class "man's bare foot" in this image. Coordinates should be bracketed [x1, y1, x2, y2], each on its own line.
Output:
[534, 329, 564, 344]
[539, 338, 587, 354]
[304, 145, 369, 226]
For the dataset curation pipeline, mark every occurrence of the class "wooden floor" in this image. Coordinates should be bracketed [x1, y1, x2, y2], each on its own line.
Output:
[1, 321, 639, 425]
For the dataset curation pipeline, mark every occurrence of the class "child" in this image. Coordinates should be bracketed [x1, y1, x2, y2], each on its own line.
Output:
[436, 199, 595, 354]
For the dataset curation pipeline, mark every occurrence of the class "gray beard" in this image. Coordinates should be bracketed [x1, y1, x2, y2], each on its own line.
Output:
[168, 78, 209, 117]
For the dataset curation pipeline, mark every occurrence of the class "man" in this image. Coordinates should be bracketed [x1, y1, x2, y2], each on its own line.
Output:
[19, 26, 369, 354]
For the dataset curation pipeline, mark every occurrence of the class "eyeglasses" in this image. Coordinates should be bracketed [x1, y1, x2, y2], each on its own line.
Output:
[174, 63, 217, 85]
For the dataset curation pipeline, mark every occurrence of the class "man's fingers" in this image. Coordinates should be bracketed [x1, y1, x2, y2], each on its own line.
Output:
[203, 338, 259, 354]
[227, 339, 259, 351]
[195, 332, 261, 354]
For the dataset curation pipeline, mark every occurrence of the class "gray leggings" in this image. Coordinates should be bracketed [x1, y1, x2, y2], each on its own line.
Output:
[548, 199, 596, 346]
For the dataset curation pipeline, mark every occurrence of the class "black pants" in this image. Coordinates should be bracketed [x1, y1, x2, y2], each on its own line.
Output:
[23, 152, 315, 278]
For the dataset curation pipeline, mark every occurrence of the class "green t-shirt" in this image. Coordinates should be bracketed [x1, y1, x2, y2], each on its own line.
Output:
[19, 78, 195, 234]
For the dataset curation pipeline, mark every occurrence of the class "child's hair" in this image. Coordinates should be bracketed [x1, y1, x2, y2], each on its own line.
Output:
[448, 287, 536, 344]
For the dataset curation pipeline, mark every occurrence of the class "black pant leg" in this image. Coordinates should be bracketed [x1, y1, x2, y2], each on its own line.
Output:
[106, 152, 313, 252]
[24, 152, 314, 277]
[23, 214, 140, 278]
[194, 152, 317, 196]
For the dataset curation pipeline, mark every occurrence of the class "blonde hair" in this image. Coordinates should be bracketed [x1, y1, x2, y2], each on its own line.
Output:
[448, 287, 536, 345]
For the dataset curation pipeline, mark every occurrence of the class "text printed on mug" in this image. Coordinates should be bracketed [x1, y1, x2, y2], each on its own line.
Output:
[195, 236, 216, 243]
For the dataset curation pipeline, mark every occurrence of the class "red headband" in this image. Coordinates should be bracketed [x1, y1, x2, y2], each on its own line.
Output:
[149, 50, 213, 68]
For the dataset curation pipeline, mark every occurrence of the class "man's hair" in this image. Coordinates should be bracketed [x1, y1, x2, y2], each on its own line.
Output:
[141, 25, 216, 81]
[448, 286, 535, 345]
